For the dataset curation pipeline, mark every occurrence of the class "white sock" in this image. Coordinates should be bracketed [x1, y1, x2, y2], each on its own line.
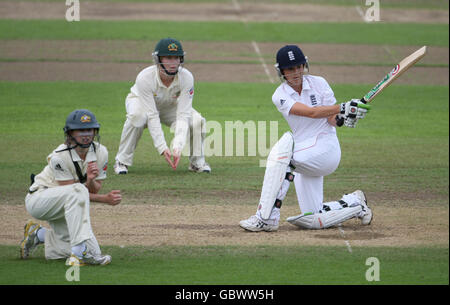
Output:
[324, 201, 343, 210]
[36, 227, 46, 243]
[256, 207, 280, 226]
[71, 242, 86, 258]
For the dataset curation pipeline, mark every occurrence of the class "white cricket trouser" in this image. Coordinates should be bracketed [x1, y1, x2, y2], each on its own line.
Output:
[292, 133, 341, 214]
[115, 93, 206, 167]
[25, 183, 101, 260]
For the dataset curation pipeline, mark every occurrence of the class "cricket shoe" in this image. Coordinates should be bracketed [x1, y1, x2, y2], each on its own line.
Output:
[114, 161, 128, 175]
[351, 190, 373, 225]
[20, 220, 42, 259]
[239, 215, 278, 232]
[66, 253, 112, 266]
[188, 162, 211, 173]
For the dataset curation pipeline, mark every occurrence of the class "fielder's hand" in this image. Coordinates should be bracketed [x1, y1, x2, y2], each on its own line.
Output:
[340, 99, 371, 128]
[86, 161, 99, 181]
[162, 148, 178, 170]
[172, 148, 181, 170]
[106, 190, 122, 206]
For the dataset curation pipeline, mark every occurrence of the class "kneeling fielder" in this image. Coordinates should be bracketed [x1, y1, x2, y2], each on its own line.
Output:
[21, 109, 121, 265]
[240, 45, 373, 231]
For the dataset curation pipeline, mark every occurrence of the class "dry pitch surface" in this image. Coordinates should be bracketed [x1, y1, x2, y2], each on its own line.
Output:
[1, 200, 449, 248]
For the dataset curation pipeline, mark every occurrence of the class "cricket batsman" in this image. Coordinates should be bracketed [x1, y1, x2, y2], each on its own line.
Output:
[240, 45, 373, 231]
[114, 37, 211, 174]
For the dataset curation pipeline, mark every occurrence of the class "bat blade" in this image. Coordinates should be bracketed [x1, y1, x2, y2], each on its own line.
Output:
[362, 46, 427, 103]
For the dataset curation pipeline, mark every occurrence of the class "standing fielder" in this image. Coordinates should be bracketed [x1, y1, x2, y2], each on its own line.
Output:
[114, 38, 210, 174]
[21, 109, 121, 265]
[240, 45, 373, 231]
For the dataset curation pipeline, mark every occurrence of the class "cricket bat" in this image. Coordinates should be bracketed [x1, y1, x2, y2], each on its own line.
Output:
[361, 46, 427, 103]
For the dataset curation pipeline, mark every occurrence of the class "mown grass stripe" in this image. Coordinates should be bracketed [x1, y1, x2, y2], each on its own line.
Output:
[0, 20, 447, 46]
[0, 57, 447, 68]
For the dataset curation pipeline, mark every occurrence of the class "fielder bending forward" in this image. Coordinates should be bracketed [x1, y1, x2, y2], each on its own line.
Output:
[21, 109, 121, 265]
[240, 45, 373, 231]
[114, 38, 210, 174]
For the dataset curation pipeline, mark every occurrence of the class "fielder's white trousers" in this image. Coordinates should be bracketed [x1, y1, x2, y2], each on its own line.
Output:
[291, 133, 341, 214]
[25, 183, 101, 260]
[115, 93, 206, 167]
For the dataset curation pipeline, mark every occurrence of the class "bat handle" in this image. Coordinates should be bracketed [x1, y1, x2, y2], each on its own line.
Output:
[360, 97, 368, 104]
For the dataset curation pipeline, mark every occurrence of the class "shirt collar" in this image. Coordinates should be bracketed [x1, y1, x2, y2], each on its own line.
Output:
[302, 76, 311, 91]
[283, 76, 310, 96]
[155, 66, 179, 89]
[69, 144, 97, 163]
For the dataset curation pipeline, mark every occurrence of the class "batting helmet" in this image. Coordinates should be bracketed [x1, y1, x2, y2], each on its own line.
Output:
[63, 109, 100, 133]
[153, 38, 185, 58]
[152, 38, 185, 75]
[63, 109, 100, 149]
[275, 45, 309, 80]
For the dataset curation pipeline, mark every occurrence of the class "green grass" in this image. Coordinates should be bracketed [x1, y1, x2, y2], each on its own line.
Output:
[0, 81, 448, 204]
[0, 245, 447, 284]
[0, 20, 447, 46]
[0, 57, 448, 68]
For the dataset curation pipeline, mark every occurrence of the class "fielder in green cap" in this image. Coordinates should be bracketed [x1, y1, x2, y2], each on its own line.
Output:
[114, 38, 211, 174]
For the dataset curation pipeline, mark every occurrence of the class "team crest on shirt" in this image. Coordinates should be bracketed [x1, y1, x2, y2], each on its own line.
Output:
[310, 95, 317, 106]
[188, 87, 194, 98]
[80, 115, 91, 123]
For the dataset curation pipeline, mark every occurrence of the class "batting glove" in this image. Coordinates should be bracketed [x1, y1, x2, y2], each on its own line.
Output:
[340, 99, 371, 128]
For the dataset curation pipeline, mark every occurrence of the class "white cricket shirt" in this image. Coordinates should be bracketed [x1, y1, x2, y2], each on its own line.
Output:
[30, 142, 108, 191]
[130, 65, 194, 154]
[272, 75, 337, 143]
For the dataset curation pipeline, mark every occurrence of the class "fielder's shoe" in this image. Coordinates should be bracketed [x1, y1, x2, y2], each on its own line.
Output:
[66, 253, 112, 266]
[352, 190, 373, 225]
[239, 215, 278, 232]
[114, 161, 128, 175]
[20, 220, 42, 259]
[188, 162, 211, 173]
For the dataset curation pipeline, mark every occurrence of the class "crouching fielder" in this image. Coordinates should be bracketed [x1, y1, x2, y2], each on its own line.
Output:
[240, 45, 372, 232]
[114, 37, 210, 174]
[21, 109, 121, 265]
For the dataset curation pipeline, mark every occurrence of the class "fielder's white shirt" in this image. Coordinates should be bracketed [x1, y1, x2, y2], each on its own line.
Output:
[272, 75, 337, 143]
[130, 65, 194, 154]
[30, 142, 108, 191]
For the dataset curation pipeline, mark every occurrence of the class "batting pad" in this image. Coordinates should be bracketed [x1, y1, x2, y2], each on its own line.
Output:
[286, 205, 362, 229]
[258, 132, 294, 220]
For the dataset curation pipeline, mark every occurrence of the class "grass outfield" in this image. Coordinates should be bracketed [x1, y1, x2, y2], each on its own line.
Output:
[0, 82, 448, 202]
[0, 245, 448, 284]
[0, 20, 447, 46]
